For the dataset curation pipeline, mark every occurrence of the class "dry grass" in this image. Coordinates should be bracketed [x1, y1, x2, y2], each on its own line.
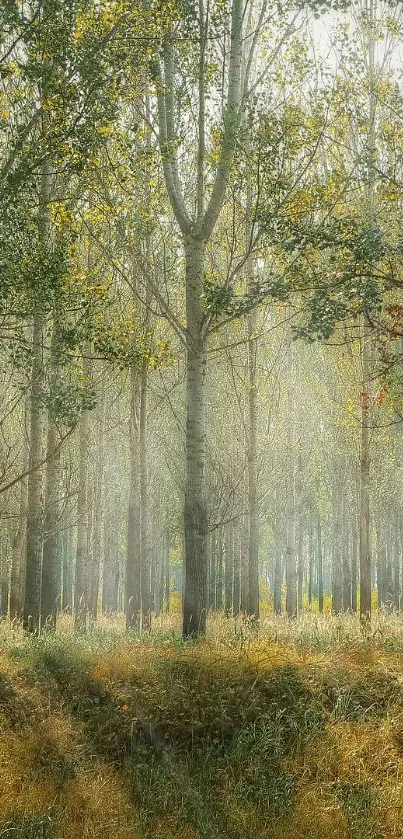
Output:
[1, 612, 403, 837]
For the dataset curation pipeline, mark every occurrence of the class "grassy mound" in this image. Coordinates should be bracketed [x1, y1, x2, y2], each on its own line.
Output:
[1, 615, 403, 837]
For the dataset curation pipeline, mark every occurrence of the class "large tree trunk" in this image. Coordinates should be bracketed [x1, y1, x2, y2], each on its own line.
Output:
[183, 237, 208, 636]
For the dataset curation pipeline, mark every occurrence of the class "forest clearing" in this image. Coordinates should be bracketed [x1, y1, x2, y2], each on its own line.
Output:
[3, 0, 403, 835]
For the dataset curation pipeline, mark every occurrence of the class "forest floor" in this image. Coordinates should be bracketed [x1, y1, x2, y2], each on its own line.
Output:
[1, 613, 403, 838]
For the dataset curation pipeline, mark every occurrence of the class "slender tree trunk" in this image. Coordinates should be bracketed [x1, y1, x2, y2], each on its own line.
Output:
[208, 530, 216, 610]
[297, 519, 304, 614]
[126, 366, 141, 629]
[393, 511, 400, 610]
[233, 526, 241, 616]
[274, 545, 282, 615]
[102, 489, 119, 614]
[285, 344, 296, 618]
[0, 537, 9, 617]
[216, 526, 223, 610]
[74, 352, 92, 633]
[165, 530, 170, 613]
[62, 524, 73, 613]
[351, 503, 358, 613]
[90, 398, 106, 622]
[359, 326, 371, 622]
[23, 309, 45, 633]
[247, 282, 259, 618]
[240, 504, 249, 613]
[40, 418, 61, 630]
[139, 355, 151, 630]
[341, 498, 352, 612]
[10, 469, 28, 621]
[308, 522, 313, 607]
[317, 518, 323, 614]
[224, 521, 233, 614]
[332, 490, 343, 614]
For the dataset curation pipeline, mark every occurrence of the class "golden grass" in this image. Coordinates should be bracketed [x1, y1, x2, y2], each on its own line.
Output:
[3, 614, 403, 836]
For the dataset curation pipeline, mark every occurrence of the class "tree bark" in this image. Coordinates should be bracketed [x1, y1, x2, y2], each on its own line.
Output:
[74, 352, 92, 632]
[359, 323, 371, 622]
[23, 309, 45, 633]
[10, 468, 28, 621]
[126, 366, 141, 628]
[40, 417, 61, 631]
[317, 518, 323, 614]
[183, 237, 208, 636]
[89, 397, 106, 622]
[224, 521, 233, 614]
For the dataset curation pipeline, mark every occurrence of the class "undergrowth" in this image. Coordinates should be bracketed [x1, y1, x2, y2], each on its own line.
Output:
[0, 613, 403, 837]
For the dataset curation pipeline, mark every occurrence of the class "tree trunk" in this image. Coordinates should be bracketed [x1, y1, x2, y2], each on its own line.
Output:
[341, 498, 352, 612]
[285, 344, 296, 618]
[165, 530, 170, 613]
[224, 521, 233, 614]
[62, 524, 73, 613]
[332, 491, 343, 614]
[247, 302, 259, 618]
[308, 522, 313, 607]
[208, 530, 216, 610]
[126, 366, 141, 629]
[74, 352, 92, 633]
[359, 329, 371, 622]
[139, 356, 151, 630]
[89, 398, 106, 622]
[102, 489, 119, 614]
[351, 504, 358, 613]
[0, 537, 9, 617]
[393, 511, 400, 610]
[317, 518, 323, 614]
[40, 418, 61, 631]
[10, 470, 28, 622]
[216, 526, 224, 611]
[23, 310, 45, 633]
[233, 526, 241, 616]
[183, 237, 208, 636]
[297, 519, 304, 614]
